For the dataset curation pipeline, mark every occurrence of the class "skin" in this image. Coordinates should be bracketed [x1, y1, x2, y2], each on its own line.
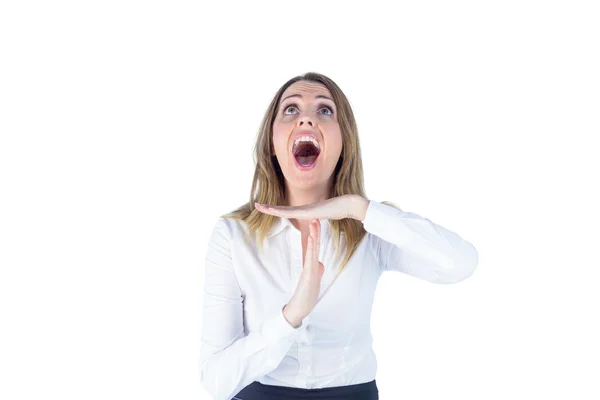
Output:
[272, 80, 343, 237]
[259, 80, 371, 328]
[266, 81, 344, 327]
[255, 194, 370, 328]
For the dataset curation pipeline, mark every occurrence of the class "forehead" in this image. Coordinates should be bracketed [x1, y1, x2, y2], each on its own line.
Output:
[281, 80, 332, 100]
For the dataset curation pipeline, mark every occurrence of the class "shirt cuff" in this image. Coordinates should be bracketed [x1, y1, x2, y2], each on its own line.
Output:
[362, 199, 414, 245]
[364, 199, 396, 221]
[259, 304, 308, 344]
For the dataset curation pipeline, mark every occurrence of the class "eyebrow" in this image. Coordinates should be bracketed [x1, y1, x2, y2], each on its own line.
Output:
[280, 93, 334, 103]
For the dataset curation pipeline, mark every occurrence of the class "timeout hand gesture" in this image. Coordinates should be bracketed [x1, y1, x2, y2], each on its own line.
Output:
[254, 195, 369, 327]
[254, 194, 366, 221]
[284, 218, 324, 326]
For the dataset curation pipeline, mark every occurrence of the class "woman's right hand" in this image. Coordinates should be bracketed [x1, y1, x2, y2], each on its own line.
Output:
[283, 219, 325, 328]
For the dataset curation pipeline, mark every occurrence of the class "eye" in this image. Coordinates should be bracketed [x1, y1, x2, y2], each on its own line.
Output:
[282, 103, 335, 116]
[283, 104, 298, 115]
[319, 105, 334, 116]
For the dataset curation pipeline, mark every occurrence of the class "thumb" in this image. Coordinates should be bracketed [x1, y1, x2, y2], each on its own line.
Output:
[318, 261, 324, 279]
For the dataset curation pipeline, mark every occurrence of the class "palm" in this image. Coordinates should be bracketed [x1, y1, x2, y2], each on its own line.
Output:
[254, 194, 357, 220]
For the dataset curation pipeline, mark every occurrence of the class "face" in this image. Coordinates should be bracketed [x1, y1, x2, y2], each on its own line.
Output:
[272, 81, 343, 191]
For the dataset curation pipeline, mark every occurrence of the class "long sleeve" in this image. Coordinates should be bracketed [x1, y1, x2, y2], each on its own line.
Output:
[362, 200, 478, 284]
[198, 218, 309, 400]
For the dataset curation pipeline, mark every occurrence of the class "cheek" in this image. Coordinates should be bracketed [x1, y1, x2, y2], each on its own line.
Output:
[272, 128, 288, 155]
[329, 131, 343, 153]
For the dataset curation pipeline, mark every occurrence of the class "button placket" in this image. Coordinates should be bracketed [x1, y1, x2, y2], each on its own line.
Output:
[289, 228, 314, 389]
[295, 344, 311, 388]
[288, 229, 302, 291]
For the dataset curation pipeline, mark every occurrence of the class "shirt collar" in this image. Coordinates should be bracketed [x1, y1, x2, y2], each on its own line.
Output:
[266, 217, 330, 239]
[266, 217, 291, 238]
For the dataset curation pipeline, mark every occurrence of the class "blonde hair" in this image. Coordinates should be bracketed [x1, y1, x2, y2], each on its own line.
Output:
[220, 72, 401, 276]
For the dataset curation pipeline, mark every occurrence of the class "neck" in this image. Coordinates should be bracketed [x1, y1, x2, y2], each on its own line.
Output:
[285, 181, 331, 232]
[285, 182, 330, 207]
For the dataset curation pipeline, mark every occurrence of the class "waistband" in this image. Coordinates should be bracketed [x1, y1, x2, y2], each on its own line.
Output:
[232, 379, 378, 399]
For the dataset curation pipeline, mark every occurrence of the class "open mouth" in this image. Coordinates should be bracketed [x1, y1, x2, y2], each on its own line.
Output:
[293, 141, 321, 168]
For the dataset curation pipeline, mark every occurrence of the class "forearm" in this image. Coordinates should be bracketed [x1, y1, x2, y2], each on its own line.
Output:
[282, 304, 303, 328]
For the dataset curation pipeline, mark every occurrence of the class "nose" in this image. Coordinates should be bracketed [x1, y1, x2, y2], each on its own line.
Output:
[297, 116, 314, 128]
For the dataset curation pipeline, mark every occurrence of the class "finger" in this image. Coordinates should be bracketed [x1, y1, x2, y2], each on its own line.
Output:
[254, 203, 273, 215]
[312, 219, 320, 261]
[259, 204, 316, 220]
[305, 236, 312, 270]
[306, 221, 316, 268]
[306, 221, 318, 267]
[318, 261, 325, 279]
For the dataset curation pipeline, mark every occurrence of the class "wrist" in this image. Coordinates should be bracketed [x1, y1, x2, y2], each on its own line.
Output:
[282, 304, 302, 328]
[351, 195, 369, 222]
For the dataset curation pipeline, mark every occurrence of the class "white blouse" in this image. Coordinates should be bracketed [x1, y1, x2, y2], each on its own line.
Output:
[198, 200, 478, 400]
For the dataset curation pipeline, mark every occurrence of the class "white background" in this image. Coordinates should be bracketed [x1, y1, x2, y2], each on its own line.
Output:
[1, 1, 599, 399]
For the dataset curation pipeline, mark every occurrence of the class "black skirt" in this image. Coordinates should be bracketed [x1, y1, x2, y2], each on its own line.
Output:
[231, 379, 378, 399]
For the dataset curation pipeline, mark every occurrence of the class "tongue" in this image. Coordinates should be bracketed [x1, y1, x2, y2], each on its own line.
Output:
[293, 142, 320, 166]
[296, 154, 317, 166]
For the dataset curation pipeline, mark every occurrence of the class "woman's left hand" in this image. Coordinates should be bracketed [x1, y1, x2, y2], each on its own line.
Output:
[255, 194, 369, 221]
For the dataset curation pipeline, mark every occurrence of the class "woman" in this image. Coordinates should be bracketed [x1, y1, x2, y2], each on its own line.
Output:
[198, 72, 478, 400]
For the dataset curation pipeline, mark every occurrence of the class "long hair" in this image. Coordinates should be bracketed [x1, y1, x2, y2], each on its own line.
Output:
[220, 72, 401, 276]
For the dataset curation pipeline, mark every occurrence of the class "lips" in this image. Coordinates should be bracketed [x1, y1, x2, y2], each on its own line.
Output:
[290, 131, 322, 154]
[289, 130, 323, 171]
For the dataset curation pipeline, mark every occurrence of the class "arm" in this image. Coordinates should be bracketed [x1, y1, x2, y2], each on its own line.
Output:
[354, 197, 478, 284]
[198, 218, 309, 400]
